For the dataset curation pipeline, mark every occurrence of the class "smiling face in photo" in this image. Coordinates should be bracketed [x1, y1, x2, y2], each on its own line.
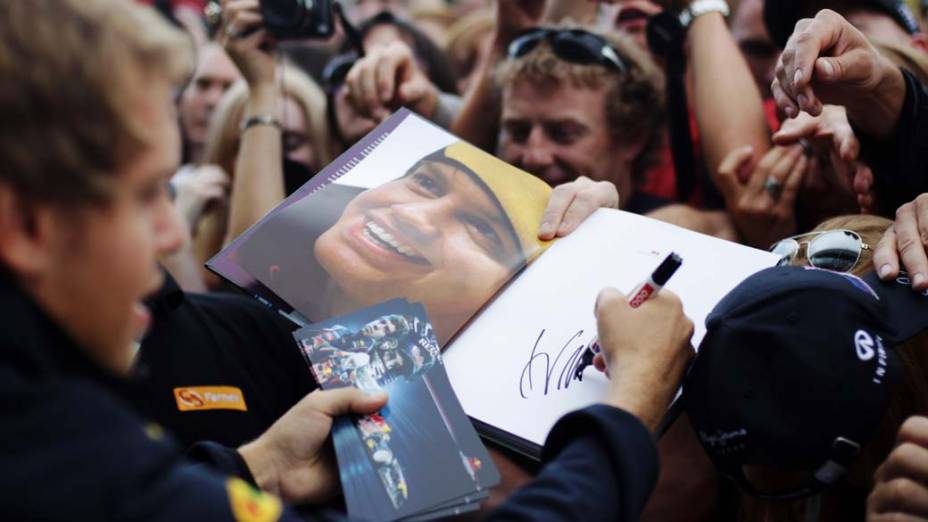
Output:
[314, 159, 523, 342]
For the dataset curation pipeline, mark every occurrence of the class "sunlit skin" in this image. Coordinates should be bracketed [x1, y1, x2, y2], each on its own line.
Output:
[178, 43, 241, 161]
[498, 78, 635, 199]
[315, 160, 522, 344]
[15, 75, 186, 374]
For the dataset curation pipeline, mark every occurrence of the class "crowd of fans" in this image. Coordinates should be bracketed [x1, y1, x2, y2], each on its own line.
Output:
[4, 0, 928, 520]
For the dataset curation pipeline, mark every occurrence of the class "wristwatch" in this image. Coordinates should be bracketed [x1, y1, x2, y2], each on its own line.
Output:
[679, 0, 730, 28]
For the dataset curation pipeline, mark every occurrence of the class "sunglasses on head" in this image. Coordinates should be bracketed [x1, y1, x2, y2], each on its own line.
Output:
[769, 229, 871, 273]
[507, 28, 627, 73]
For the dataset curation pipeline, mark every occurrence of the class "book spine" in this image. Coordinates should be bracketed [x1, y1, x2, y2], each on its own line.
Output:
[309, 131, 390, 196]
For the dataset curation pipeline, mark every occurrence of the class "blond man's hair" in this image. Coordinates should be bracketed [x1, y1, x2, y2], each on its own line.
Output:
[0, 0, 193, 205]
[495, 27, 666, 183]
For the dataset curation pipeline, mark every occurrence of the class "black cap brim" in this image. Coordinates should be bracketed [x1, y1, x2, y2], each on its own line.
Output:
[863, 270, 928, 342]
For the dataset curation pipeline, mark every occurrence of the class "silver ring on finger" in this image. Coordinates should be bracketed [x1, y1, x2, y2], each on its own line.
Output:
[225, 23, 238, 37]
[764, 177, 783, 198]
[204, 2, 222, 27]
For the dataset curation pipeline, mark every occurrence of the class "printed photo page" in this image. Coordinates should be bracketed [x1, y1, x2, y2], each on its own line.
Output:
[208, 109, 554, 344]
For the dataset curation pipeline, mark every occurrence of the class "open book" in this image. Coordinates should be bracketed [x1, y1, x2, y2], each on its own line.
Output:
[208, 109, 780, 458]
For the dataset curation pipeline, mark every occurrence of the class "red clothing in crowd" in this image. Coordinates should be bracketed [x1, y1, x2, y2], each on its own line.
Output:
[638, 98, 782, 207]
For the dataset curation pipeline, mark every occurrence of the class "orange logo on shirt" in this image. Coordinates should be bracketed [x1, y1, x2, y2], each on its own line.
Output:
[226, 477, 282, 522]
[174, 386, 247, 412]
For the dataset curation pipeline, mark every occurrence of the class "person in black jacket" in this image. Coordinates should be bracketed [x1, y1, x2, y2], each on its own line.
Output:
[132, 270, 317, 449]
[0, 0, 696, 520]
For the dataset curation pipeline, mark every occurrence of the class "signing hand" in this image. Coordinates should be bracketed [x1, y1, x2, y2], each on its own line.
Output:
[867, 416, 928, 521]
[538, 176, 619, 240]
[715, 145, 807, 249]
[873, 193, 928, 291]
[344, 41, 439, 122]
[593, 289, 694, 433]
[239, 388, 388, 503]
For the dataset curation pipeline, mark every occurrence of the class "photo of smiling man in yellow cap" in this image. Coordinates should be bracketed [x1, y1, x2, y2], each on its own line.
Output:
[239, 140, 558, 345]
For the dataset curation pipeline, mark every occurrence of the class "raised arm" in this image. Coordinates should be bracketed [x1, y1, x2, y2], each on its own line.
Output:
[219, 0, 286, 242]
[451, 0, 546, 151]
[686, 5, 771, 177]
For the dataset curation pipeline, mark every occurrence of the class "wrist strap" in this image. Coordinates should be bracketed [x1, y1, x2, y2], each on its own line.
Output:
[240, 115, 282, 132]
[679, 0, 730, 27]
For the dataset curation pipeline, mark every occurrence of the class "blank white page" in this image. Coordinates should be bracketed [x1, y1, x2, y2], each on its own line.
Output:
[443, 208, 780, 448]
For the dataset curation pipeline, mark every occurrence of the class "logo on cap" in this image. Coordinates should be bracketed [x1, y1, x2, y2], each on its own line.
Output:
[854, 330, 876, 361]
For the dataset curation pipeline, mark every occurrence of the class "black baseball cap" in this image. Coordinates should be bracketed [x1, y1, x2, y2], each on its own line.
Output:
[764, 0, 921, 48]
[683, 266, 928, 499]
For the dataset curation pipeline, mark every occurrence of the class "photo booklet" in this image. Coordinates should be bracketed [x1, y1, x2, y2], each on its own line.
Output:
[208, 109, 781, 517]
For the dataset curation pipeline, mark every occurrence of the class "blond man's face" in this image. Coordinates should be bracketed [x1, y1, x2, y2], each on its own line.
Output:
[36, 78, 186, 374]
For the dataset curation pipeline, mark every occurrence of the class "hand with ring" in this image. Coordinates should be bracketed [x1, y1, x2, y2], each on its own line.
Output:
[763, 176, 783, 198]
[773, 105, 877, 213]
[218, 0, 276, 88]
[715, 144, 809, 248]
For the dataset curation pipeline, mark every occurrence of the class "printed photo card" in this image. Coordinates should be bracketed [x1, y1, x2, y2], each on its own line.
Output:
[294, 299, 498, 521]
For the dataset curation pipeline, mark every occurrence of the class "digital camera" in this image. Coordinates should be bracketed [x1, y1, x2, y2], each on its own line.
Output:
[260, 0, 335, 40]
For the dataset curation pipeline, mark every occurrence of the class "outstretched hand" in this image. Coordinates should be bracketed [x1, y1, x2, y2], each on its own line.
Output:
[715, 145, 807, 248]
[873, 194, 928, 291]
[774, 106, 877, 213]
[344, 41, 439, 122]
[867, 417, 928, 521]
[771, 9, 905, 139]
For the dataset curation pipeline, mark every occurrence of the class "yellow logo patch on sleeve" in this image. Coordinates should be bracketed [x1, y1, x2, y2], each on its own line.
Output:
[173, 386, 248, 412]
[226, 478, 282, 522]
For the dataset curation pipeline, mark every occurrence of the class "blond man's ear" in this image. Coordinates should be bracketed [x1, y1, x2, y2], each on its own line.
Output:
[0, 183, 57, 280]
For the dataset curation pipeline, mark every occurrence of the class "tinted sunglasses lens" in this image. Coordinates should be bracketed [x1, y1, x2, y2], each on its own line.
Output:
[508, 31, 545, 58]
[770, 238, 799, 266]
[807, 230, 862, 272]
[551, 33, 601, 64]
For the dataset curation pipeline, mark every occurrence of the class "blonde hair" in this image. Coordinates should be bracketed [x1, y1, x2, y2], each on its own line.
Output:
[0, 0, 193, 205]
[202, 64, 336, 174]
[495, 26, 666, 182]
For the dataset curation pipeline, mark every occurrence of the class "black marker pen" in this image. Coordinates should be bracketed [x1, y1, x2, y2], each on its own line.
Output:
[574, 253, 683, 381]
